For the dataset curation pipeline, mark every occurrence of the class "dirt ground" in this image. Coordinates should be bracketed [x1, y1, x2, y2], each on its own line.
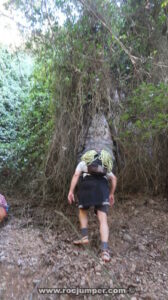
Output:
[0, 194, 168, 300]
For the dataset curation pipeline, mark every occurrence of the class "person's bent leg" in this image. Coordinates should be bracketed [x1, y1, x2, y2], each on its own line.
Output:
[74, 208, 89, 245]
[79, 208, 88, 231]
[97, 209, 111, 261]
[97, 210, 109, 246]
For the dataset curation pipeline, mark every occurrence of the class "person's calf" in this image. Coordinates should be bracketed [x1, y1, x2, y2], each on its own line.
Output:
[97, 210, 111, 262]
[73, 209, 89, 245]
[97, 210, 109, 242]
[79, 208, 88, 228]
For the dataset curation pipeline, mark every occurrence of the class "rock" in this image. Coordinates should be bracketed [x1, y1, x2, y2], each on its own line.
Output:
[95, 264, 102, 272]
[148, 199, 155, 205]
[136, 276, 141, 283]
[66, 248, 72, 254]
[149, 253, 155, 258]
[0, 289, 4, 298]
[130, 263, 136, 273]
[143, 296, 156, 300]
[138, 244, 146, 251]
[80, 277, 86, 286]
[0, 255, 6, 262]
[33, 279, 41, 286]
[60, 295, 69, 300]
[17, 258, 23, 267]
[123, 234, 132, 242]
[134, 210, 139, 216]
[109, 279, 113, 286]
[65, 265, 71, 274]
[83, 263, 89, 269]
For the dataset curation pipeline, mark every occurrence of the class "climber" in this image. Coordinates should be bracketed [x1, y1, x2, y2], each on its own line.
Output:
[68, 150, 117, 262]
[0, 194, 9, 223]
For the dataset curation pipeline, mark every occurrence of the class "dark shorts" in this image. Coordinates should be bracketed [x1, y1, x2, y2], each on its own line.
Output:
[77, 175, 110, 208]
[80, 204, 109, 215]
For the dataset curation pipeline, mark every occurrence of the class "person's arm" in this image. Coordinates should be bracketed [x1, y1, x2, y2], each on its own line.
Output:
[68, 172, 81, 204]
[108, 173, 117, 206]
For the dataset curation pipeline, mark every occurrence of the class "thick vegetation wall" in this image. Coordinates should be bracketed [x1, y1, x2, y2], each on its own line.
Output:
[0, 0, 168, 200]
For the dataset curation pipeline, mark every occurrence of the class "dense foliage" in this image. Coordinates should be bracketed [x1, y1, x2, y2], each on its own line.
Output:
[119, 82, 168, 193]
[0, 47, 53, 186]
[121, 83, 168, 138]
[1, 0, 168, 196]
[0, 48, 32, 177]
[14, 57, 54, 178]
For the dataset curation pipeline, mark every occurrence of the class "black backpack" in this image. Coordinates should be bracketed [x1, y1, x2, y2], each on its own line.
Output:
[87, 155, 107, 176]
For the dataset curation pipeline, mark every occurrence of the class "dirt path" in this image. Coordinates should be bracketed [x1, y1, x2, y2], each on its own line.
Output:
[0, 194, 168, 300]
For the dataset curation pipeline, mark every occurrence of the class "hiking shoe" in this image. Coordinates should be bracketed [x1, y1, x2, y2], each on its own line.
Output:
[73, 236, 89, 245]
[101, 250, 111, 262]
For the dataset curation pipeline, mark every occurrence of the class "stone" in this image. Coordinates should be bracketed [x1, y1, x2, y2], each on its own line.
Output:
[134, 210, 139, 216]
[80, 277, 86, 286]
[130, 263, 136, 273]
[17, 258, 23, 266]
[148, 199, 155, 205]
[123, 233, 132, 242]
[95, 264, 102, 272]
[136, 277, 141, 283]
[109, 279, 113, 286]
[138, 244, 146, 251]
[33, 279, 41, 286]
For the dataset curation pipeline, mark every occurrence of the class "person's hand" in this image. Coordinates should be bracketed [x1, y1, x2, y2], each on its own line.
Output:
[68, 191, 75, 204]
[109, 193, 115, 206]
